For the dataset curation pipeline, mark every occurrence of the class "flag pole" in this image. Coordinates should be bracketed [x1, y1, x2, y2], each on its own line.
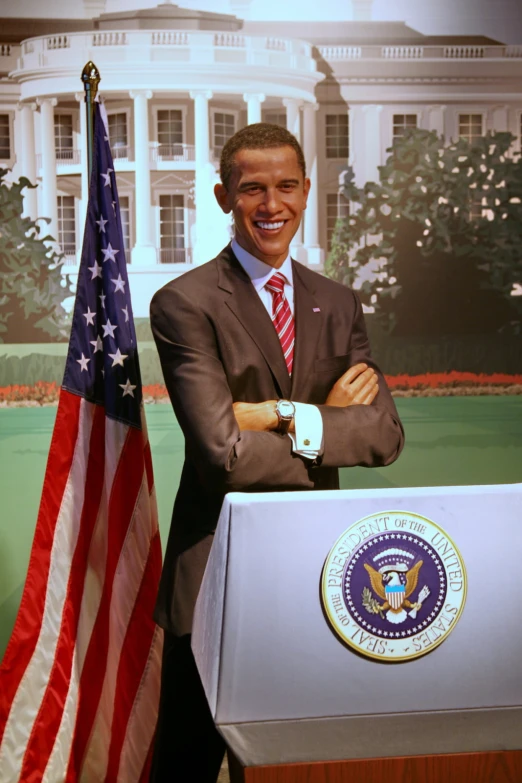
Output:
[81, 61, 101, 179]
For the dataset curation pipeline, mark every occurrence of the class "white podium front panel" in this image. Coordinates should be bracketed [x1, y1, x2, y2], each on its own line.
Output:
[192, 484, 522, 766]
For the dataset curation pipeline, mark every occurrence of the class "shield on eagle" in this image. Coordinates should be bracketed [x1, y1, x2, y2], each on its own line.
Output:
[385, 583, 406, 610]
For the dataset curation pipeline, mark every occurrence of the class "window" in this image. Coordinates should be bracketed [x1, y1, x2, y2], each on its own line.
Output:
[459, 114, 483, 144]
[57, 195, 76, 258]
[159, 194, 186, 263]
[119, 195, 131, 257]
[264, 111, 286, 128]
[0, 114, 10, 159]
[54, 114, 74, 161]
[392, 114, 417, 141]
[108, 112, 129, 160]
[325, 114, 349, 159]
[157, 109, 183, 145]
[156, 109, 184, 159]
[213, 112, 236, 155]
[326, 192, 350, 251]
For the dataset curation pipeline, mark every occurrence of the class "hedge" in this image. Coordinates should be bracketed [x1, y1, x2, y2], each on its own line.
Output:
[0, 346, 164, 387]
[1, 318, 520, 386]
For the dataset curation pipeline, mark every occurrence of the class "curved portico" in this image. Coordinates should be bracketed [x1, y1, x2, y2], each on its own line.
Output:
[12, 26, 324, 290]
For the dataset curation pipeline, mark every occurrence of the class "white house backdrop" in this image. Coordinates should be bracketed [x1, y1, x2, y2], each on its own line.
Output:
[0, 0, 521, 315]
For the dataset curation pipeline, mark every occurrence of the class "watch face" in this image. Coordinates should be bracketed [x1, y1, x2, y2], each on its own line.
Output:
[278, 400, 295, 419]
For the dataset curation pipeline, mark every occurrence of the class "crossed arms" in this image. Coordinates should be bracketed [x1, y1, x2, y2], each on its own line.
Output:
[232, 362, 379, 433]
[151, 283, 404, 494]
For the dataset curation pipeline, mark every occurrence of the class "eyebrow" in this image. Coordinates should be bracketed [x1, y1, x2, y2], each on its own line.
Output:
[238, 178, 300, 189]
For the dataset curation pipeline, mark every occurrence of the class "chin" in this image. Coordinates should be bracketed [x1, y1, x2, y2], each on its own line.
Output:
[254, 230, 294, 250]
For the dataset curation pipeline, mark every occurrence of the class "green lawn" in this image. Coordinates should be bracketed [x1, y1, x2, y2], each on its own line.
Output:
[1, 396, 521, 660]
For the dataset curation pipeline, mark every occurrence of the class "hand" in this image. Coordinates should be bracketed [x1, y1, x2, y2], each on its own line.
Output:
[325, 363, 379, 408]
[232, 400, 279, 432]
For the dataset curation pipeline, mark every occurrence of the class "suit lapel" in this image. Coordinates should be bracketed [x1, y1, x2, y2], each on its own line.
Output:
[290, 261, 323, 399]
[217, 246, 292, 399]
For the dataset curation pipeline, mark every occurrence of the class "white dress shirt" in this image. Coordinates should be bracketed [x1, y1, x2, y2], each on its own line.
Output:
[231, 238, 324, 459]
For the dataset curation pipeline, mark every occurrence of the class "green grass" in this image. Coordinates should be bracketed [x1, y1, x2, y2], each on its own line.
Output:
[1, 397, 521, 660]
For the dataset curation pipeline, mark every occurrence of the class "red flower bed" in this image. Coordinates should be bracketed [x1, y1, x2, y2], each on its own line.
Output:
[1, 374, 521, 405]
[0, 382, 171, 405]
[384, 372, 522, 390]
[143, 384, 169, 400]
[0, 381, 60, 404]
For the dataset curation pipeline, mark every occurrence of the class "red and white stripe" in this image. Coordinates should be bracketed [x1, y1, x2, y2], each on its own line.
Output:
[0, 391, 162, 783]
[266, 272, 295, 375]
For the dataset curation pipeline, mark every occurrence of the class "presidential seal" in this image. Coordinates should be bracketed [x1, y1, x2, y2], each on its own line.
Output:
[321, 511, 467, 662]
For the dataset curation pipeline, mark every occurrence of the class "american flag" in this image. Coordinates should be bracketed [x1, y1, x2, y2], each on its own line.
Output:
[0, 102, 163, 782]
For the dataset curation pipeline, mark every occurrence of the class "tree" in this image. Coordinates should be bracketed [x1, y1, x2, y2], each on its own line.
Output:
[0, 169, 72, 342]
[325, 130, 522, 337]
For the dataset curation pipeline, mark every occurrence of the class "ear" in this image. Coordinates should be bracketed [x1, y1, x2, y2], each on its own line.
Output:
[302, 177, 311, 209]
[214, 182, 232, 214]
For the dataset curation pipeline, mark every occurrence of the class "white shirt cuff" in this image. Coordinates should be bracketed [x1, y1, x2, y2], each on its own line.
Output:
[287, 402, 324, 460]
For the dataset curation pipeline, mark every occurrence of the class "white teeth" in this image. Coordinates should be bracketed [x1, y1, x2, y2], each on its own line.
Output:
[256, 221, 284, 230]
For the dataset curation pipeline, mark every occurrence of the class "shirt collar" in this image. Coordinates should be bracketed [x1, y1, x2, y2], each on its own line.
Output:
[231, 237, 293, 294]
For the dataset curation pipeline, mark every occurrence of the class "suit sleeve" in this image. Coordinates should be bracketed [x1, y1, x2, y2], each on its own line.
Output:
[150, 284, 314, 493]
[316, 289, 405, 469]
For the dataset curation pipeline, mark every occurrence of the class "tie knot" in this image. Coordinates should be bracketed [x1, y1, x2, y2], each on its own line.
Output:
[265, 272, 286, 294]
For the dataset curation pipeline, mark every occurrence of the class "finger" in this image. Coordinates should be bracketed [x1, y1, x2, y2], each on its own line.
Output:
[359, 373, 379, 394]
[339, 363, 368, 384]
[360, 385, 379, 405]
[343, 367, 376, 395]
[353, 374, 378, 402]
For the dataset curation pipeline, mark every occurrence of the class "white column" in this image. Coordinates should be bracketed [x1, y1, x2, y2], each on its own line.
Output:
[283, 98, 301, 141]
[37, 98, 58, 241]
[191, 89, 212, 166]
[362, 104, 383, 185]
[18, 102, 37, 221]
[426, 104, 447, 138]
[490, 104, 509, 133]
[75, 92, 89, 258]
[190, 89, 229, 265]
[302, 102, 322, 267]
[348, 106, 355, 169]
[244, 93, 265, 125]
[284, 99, 303, 256]
[130, 89, 156, 265]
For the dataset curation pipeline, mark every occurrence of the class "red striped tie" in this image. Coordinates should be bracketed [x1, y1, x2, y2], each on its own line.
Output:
[265, 271, 295, 375]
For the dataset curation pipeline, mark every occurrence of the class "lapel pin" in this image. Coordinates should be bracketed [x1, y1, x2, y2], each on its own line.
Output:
[313, 307, 321, 312]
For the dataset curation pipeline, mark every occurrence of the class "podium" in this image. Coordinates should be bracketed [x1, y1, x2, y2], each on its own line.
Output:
[192, 484, 522, 782]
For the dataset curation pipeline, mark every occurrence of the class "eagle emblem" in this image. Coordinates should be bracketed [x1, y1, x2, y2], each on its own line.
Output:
[363, 548, 430, 624]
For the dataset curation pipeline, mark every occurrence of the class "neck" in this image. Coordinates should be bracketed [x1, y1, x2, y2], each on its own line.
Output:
[233, 235, 288, 269]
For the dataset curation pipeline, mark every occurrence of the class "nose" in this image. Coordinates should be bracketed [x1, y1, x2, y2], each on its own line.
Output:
[260, 187, 282, 214]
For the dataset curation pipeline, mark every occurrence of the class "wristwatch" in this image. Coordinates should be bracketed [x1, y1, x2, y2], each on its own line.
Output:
[275, 399, 296, 435]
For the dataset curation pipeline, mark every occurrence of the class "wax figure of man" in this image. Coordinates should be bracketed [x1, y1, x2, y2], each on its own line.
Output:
[149, 124, 404, 782]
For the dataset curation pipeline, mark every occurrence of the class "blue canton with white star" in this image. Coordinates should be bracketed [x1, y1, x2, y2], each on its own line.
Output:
[62, 102, 142, 427]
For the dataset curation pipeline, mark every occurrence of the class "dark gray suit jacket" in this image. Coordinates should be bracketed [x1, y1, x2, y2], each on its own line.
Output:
[150, 244, 404, 635]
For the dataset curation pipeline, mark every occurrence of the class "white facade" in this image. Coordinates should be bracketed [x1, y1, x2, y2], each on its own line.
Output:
[0, 6, 521, 316]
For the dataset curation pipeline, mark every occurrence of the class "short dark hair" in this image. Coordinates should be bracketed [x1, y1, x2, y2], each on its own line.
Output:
[219, 123, 306, 189]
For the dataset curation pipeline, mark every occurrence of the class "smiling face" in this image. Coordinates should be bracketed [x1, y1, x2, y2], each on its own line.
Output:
[214, 145, 310, 269]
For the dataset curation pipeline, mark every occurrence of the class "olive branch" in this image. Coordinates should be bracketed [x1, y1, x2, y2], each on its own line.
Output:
[362, 587, 385, 619]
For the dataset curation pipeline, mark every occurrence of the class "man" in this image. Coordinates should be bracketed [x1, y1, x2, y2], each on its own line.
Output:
[150, 123, 404, 782]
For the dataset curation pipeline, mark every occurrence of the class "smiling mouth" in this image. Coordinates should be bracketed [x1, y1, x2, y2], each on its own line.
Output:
[254, 220, 286, 233]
